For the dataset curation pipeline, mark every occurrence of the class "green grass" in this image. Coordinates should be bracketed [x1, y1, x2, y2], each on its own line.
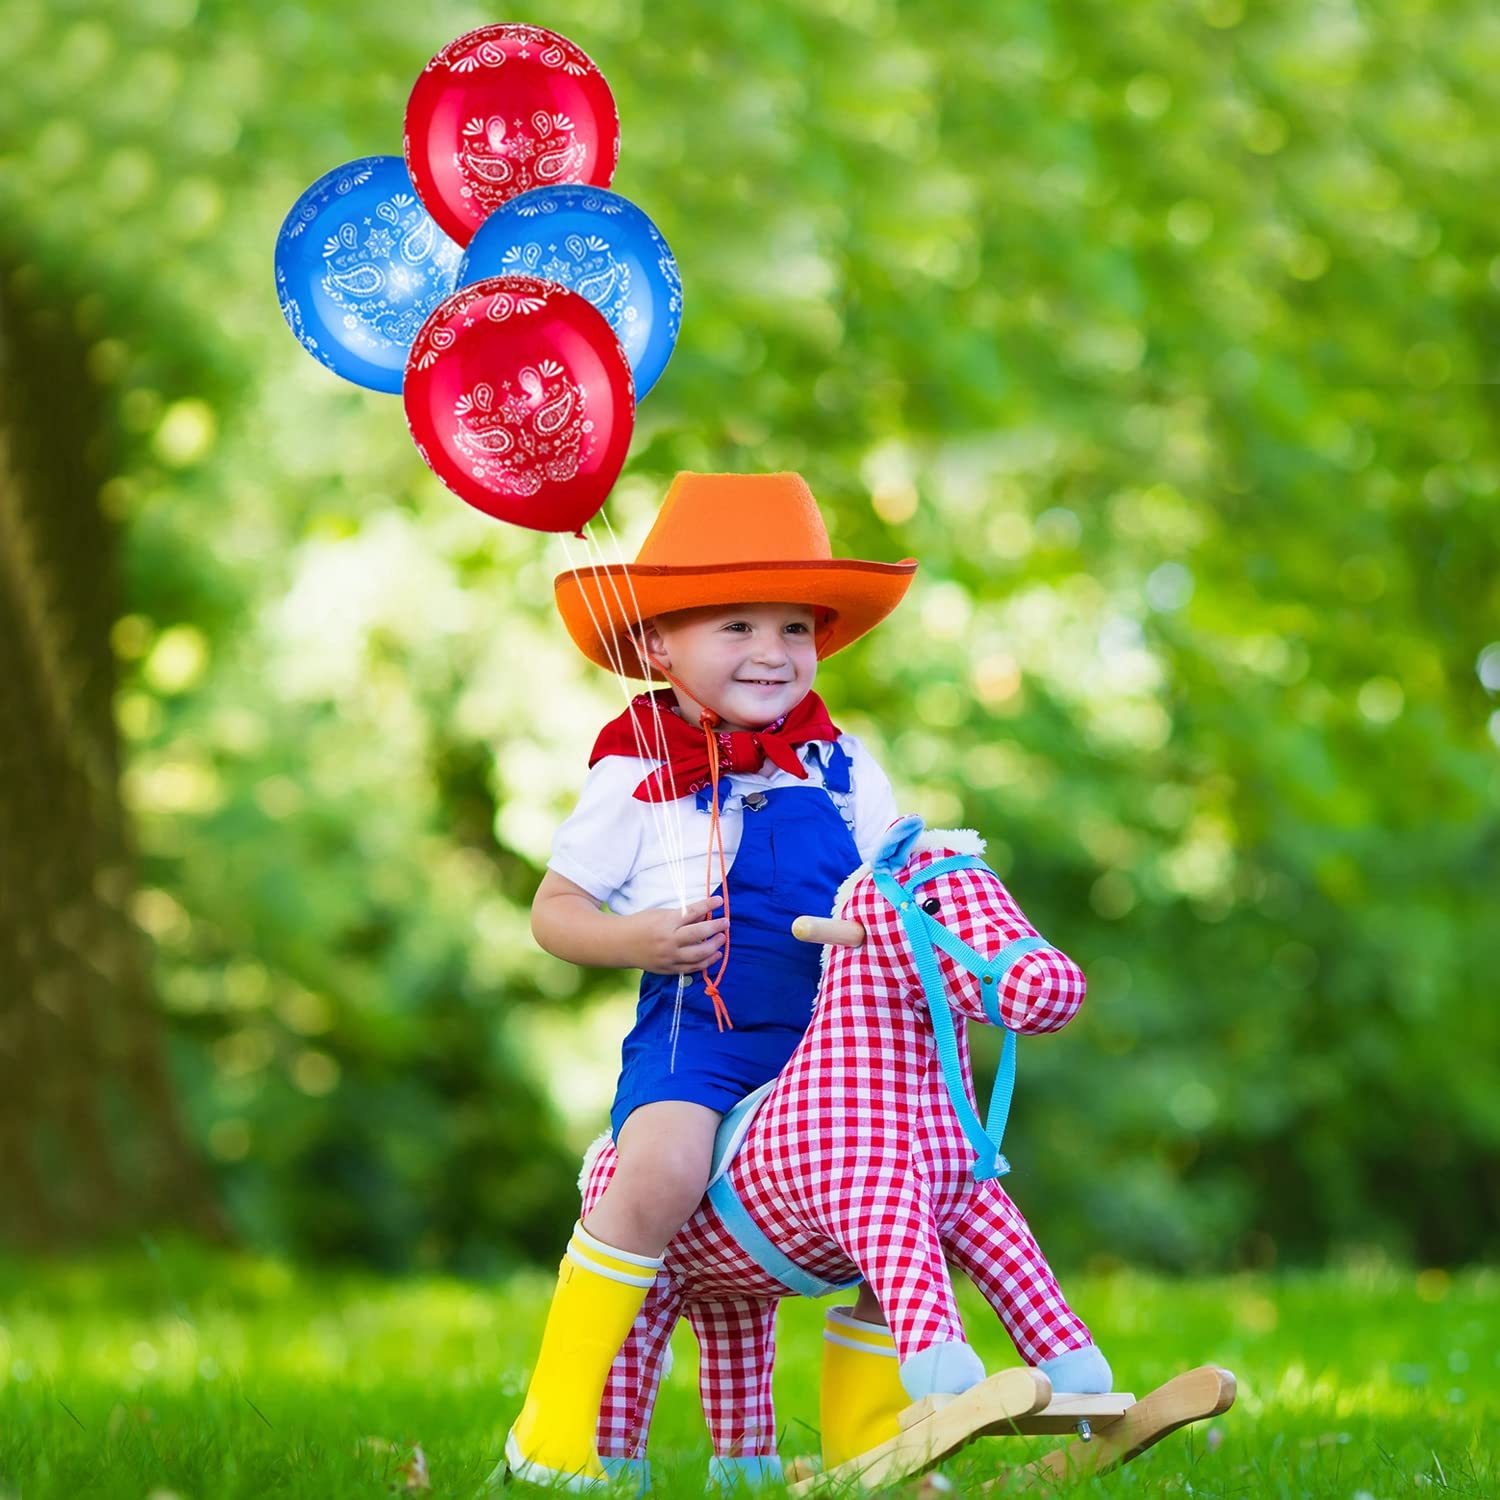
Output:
[0, 1243, 1493, 1498]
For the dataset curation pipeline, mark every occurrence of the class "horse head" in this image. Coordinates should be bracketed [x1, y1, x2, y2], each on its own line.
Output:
[795, 815, 1087, 1180]
[799, 815, 1087, 1035]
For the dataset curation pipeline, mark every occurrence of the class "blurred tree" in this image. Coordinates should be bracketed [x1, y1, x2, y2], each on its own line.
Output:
[0, 0, 1495, 1271]
[0, 259, 223, 1249]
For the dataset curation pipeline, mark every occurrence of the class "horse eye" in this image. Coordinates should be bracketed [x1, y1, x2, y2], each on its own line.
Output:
[921, 897, 941, 916]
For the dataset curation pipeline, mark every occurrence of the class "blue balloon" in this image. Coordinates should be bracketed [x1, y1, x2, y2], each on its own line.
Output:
[275, 156, 462, 394]
[458, 185, 682, 398]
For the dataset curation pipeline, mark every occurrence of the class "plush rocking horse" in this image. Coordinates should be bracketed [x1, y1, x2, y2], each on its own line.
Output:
[551, 816, 1233, 1492]
[552, 816, 1236, 1490]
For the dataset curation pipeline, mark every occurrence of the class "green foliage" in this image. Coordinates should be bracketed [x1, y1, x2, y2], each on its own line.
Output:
[0, 1246, 1495, 1498]
[0, 0, 1497, 1267]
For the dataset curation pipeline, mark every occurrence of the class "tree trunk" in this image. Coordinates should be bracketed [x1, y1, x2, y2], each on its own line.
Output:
[0, 259, 225, 1249]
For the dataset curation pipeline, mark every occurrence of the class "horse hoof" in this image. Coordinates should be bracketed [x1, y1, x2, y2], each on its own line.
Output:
[900, 1339, 987, 1399]
[1038, 1343, 1112, 1394]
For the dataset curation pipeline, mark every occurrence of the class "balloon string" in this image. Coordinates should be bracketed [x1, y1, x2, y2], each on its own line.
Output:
[558, 531, 690, 911]
[576, 526, 692, 902]
[646, 654, 733, 1031]
[557, 526, 733, 1031]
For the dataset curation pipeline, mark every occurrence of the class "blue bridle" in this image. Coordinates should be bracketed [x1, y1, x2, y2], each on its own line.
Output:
[870, 854, 1049, 1182]
[701, 847, 1054, 1298]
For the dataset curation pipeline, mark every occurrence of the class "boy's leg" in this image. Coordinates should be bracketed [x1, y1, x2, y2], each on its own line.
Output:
[584, 1099, 721, 1253]
[505, 1103, 720, 1489]
[506, 1223, 664, 1489]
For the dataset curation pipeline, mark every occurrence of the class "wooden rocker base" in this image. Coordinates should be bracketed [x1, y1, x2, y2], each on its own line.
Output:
[787, 1364, 1236, 1494]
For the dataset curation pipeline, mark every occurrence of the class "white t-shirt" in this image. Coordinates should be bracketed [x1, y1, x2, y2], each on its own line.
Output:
[547, 734, 900, 916]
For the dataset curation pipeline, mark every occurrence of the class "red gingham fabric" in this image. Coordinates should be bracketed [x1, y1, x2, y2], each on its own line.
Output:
[687, 1297, 779, 1457]
[583, 845, 1095, 1459]
[584, 1263, 681, 1461]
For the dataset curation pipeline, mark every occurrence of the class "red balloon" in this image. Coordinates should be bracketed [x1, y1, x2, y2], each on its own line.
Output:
[404, 24, 620, 247]
[404, 275, 635, 534]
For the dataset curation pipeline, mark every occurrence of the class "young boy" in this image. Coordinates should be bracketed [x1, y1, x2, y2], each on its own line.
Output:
[505, 472, 919, 1486]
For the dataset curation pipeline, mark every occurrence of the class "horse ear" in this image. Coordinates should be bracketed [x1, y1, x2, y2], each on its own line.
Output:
[873, 814, 926, 871]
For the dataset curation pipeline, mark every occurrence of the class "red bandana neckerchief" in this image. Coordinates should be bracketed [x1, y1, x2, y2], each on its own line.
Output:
[590, 688, 842, 802]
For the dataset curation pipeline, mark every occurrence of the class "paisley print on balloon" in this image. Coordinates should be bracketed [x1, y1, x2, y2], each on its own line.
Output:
[404, 24, 619, 245]
[403, 273, 635, 533]
[275, 156, 463, 393]
[318, 189, 462, 355]
[455, 111, 588, 216]
[457, 185, 682, 397]
[495, 233, 634, 352]
[452, 355, 588, 496]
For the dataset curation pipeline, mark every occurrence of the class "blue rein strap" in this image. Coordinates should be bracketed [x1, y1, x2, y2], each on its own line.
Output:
[871, 860, 1048, 1182]
[703, 852, 1052, 1296]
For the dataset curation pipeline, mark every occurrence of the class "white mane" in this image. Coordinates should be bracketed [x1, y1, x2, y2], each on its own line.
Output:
[829, 827, 986, 919]
[818, 827, 987, 984]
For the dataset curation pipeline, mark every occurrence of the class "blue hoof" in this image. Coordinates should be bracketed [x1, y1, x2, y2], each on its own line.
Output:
[1038, 1343, 1112, 1393]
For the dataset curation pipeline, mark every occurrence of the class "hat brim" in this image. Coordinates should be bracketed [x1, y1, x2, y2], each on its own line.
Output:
[555, 558, 919, 680]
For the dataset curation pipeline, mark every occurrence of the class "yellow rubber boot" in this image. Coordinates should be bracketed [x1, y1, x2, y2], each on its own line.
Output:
[819, 1305, 909, 1470]
[503, 1223, 662, 1491]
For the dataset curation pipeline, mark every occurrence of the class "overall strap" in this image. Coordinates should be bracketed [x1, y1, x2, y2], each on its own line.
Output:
[821, 738, 852, 794]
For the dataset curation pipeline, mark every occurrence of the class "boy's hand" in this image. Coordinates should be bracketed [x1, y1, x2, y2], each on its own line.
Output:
[629, 896, 729, 975]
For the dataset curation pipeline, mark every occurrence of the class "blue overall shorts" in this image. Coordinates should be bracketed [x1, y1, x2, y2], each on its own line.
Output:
[610, 742, 861, 1139]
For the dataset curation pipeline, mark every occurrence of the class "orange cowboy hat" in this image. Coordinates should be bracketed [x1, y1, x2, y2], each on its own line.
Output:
[555, 472, 919, 679]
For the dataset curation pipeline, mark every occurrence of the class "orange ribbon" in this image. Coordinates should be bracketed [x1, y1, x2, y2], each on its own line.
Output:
[647, 657, 733, 1032]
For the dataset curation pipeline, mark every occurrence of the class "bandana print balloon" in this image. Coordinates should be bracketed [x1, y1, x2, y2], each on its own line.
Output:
[458, 185, 682, 398]
[275, 156, 462, 393]
[404, 24, 620, 247]
[403, 275, 635, 534]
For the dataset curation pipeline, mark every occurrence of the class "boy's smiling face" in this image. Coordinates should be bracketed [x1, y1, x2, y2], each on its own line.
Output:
[641, 602, 821, 732]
